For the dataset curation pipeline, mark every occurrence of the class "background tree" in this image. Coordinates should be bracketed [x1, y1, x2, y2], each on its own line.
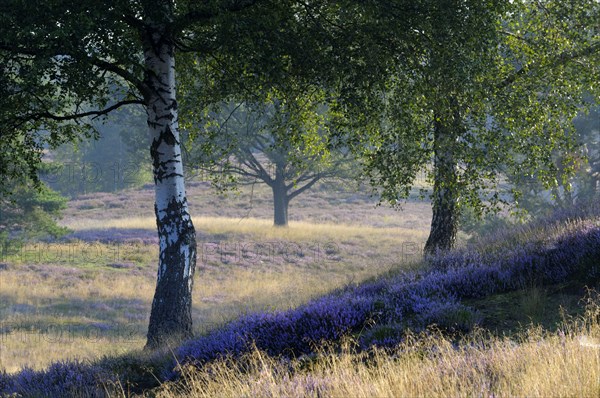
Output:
[186, 90, 353, 226]
[505, 104, 600, 219]
[571, 105, 600, 205]
[0, 175, 69, 251]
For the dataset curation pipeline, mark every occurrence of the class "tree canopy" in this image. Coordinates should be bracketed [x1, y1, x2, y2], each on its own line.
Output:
[347, 0, 600, 253]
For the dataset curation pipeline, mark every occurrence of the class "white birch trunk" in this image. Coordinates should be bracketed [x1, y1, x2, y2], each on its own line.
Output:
[143, 17, 197, 348]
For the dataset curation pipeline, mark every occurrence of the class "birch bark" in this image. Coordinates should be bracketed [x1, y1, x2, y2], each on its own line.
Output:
[143, 17, 197, 348]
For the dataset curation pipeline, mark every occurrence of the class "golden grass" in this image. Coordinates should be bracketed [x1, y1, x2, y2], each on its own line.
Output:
[1, 215, 426, 373]
[0, 267, 152, 301]
[62, 215, 427, 243]
[150, 302, 600, 398]
[0, 268, 152, 373]
[0, 333, 145, 374]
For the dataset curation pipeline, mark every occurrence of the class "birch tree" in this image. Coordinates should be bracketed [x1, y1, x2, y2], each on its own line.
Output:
[0, 0, 338, 348]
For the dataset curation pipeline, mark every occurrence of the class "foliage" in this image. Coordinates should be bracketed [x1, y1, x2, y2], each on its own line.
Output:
[351, 0, 600, 220]
[506, 104, 600, 220]
[0, 0, 140, 188]
[459, 206, 517, 240]
[0, 175, 69, 247]
[183, 93, 331, 186]
[0, 0, 319, 186]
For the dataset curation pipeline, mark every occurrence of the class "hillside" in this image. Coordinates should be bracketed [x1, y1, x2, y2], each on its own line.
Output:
[1, 205, 598, 397]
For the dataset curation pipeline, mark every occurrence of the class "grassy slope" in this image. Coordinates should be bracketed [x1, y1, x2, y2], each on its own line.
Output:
[151, 208, 600, 397]
[1, 181, 599, 397]
[150, 208, 600, 397]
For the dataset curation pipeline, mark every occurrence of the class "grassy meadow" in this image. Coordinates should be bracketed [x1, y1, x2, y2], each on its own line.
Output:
[0, 182, 429, 374]
[1, 181, 599, 397]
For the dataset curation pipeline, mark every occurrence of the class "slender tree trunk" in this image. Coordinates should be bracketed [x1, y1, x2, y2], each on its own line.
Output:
[143, 18, 197, 349]
[424, 115, 460, 256]
[272, 164, 289, 226]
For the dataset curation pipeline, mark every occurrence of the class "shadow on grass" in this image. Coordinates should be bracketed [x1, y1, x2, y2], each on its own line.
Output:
[467, 281, 598, 335]
[0, 294, 149, 343]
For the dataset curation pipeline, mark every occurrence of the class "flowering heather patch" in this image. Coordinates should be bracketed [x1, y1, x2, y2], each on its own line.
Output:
[177, 219, 600, 365]
[176, 292, 375, 365]
[1, 360, 117, 397]
[0, 372, 10, 394]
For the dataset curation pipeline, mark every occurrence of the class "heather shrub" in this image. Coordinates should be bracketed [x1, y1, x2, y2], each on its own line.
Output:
[0, 371, 12, 396]
[177, 292, 376, 366]
[177, 220, 600, 370]
[4, 360, 117, 398]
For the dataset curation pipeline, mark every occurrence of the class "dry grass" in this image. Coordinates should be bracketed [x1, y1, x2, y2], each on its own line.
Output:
[62, 215, 426, 243]
[0, 266, 151, 373]
[0, 214, 426, 373]
[150, 300, 600, 398]
[0, 333, 145, 375]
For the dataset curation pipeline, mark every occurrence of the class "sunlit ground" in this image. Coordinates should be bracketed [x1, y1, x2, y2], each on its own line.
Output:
[0, 183, 430, 373]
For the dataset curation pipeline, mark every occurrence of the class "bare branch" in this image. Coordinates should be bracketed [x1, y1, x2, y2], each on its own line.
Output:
[20, 99, 145, 123]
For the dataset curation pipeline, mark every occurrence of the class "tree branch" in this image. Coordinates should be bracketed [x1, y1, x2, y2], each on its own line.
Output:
[497, 41, 600, 90]
[21, 99, 144, 123]
[0, 41, 149, 100]
[88, 57, 150, 99]
[239, 148, 273, 184]
[288, 174, 322, 202]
